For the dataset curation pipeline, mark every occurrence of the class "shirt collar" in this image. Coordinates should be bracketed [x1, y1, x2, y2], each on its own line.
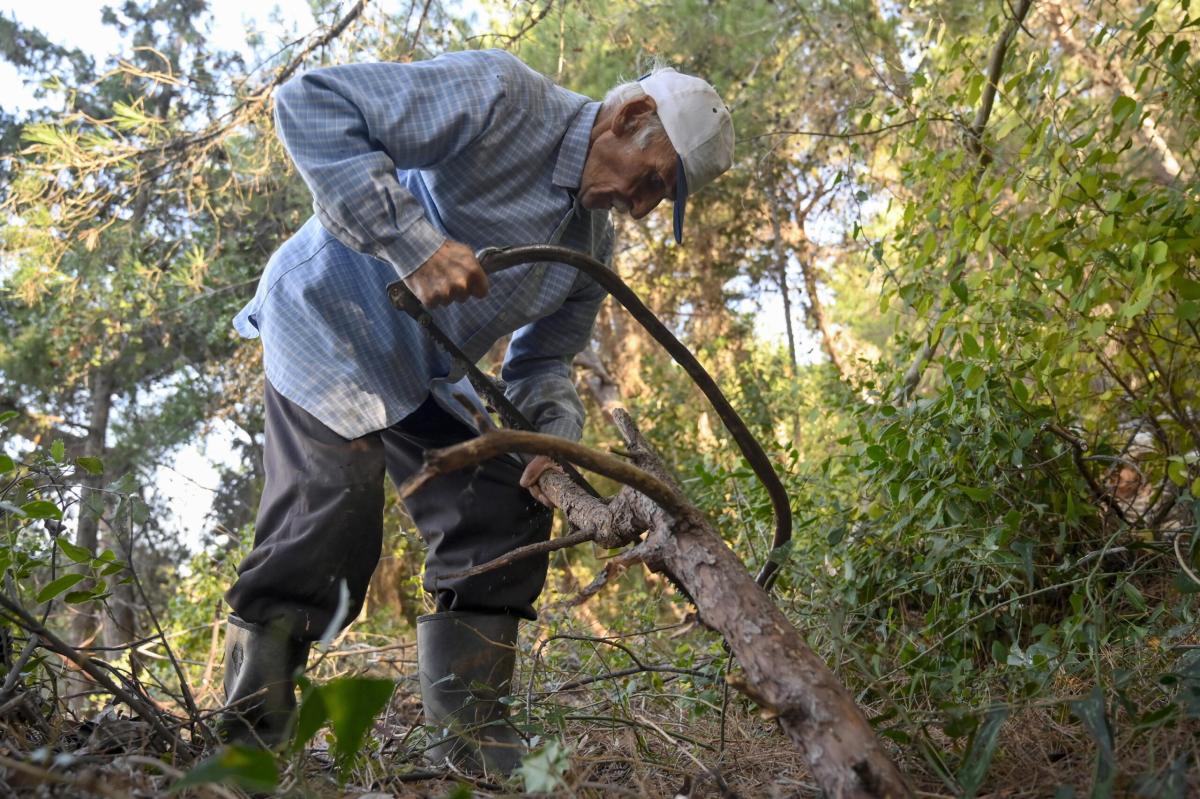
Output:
[552, 101, 601, 190]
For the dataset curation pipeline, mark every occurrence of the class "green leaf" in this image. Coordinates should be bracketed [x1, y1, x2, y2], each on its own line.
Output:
[21, 500, 62, 520]
[291, 681, 328, 752]
[98, 560, 126, 576]
[439, 786, 475, 799]
[964, 364, 986, 391]
[171, 746, 279, 794]
[0, 411, 17, 426]
[973, 227, 991, 252]
[519, 739, 571, 793]
[1011, 380, 1029, 404]
[1191, 476, 1200, 498]
[1111, 95, 1137, 127]
[943, 709, 978, 739]
[36, 573, 86, 603]
[1130, 240, 1147, 267]
[957, 705, 1010, 797]
[1149, 240, 1169, 264]
[1167, 459, 1188, 487]
[961, 332, 981, 358]
[56, 538, 93, 563]
[959, 485, 993, 502]
[1071, 688, 1115, 797]
[320, 677, 395, 768]
[1122, 581, 1147, 612]
[951, 279, 969, 305]
[76, 456, 104, 475]
[1176, 277, 1200, 301]
[0, 454, 13, 473]
[50, 439, 65, 463]
[866, 445, 888, 463]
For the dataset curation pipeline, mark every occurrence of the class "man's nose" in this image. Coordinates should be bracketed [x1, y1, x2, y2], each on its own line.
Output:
[631, 195, 662, 220]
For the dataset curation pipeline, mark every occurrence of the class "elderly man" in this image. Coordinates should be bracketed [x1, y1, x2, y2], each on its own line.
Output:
[219, 49, 733, 773]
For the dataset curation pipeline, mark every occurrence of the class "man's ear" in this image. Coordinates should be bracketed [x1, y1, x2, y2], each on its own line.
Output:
[612, 95, 658, 138]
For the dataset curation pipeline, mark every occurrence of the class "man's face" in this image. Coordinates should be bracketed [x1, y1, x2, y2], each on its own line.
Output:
[579, 97, 678, 220]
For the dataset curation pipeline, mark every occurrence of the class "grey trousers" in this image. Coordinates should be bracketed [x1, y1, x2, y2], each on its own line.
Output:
[225, 381, 552, 641]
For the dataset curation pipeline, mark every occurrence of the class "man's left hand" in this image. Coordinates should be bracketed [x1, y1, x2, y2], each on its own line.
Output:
[520, 455, 562, 507]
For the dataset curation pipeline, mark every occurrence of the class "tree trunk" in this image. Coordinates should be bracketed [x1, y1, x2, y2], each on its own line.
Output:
[101, 517, 138, 664]
[767, 183, 805, 447]
[1044, 0, 1182, 183]
[768, 187, 800, 374]
[796, 237, 848, 380]
[67, 366, 114, 711]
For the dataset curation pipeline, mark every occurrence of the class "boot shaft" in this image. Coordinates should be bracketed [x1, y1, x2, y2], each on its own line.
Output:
[219, 615, 310, 748]
[417, 611, 523, 774]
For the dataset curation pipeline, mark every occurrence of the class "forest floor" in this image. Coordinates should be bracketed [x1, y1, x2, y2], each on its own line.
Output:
[1, 566, 1197, 798]
[2, 623, 1197, 798]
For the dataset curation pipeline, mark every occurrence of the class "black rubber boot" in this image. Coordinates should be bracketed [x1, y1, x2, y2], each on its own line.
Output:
[217, 614, 310, 749]
[417, 611, 525, 775]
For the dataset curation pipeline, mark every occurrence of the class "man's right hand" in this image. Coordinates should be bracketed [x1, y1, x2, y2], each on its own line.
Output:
[404, 240, 489, 308]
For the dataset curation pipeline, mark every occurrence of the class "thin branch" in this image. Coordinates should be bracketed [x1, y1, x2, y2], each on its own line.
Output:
[895, 0, 1035, 402]
[748, 116, 949, 141]
[1041, 423, 1132, 525]
[440, 529, 594, 581]
[969, 0, 1035, 159]
[0, 593, 179, 751]
[400, 429, 687, 517]
[1174, 533, 1200, 588]
[553, 664, 711, 692]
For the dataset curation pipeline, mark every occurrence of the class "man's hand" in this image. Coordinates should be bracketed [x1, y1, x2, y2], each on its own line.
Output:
[520, 455, 562, 508]
[404, 240, 489, 308]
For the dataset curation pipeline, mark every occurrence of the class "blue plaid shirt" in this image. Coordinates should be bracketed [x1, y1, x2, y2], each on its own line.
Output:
[234, 50, 612, 440]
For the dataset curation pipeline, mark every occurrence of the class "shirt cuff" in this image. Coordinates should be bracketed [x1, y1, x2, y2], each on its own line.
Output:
[536, 416, 583, 442]
[382, 216, 447, 279]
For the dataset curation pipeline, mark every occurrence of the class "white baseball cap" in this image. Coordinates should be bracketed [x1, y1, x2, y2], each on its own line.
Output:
[635, 68, 735, 243]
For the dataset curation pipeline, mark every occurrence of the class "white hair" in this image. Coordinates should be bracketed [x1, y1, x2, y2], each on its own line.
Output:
[603, 64, 671, 150]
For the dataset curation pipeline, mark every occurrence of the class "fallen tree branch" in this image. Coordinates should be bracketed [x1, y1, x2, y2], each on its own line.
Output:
[400, 428, 689, 548]
[406, 414, 911, 797]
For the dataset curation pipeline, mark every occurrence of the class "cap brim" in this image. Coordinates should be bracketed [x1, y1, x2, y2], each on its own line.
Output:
[673, 155, 689, 244]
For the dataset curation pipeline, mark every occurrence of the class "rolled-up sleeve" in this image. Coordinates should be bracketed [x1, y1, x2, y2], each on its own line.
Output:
[501, 271, 606, 441]
[272, 51, 509, 278]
